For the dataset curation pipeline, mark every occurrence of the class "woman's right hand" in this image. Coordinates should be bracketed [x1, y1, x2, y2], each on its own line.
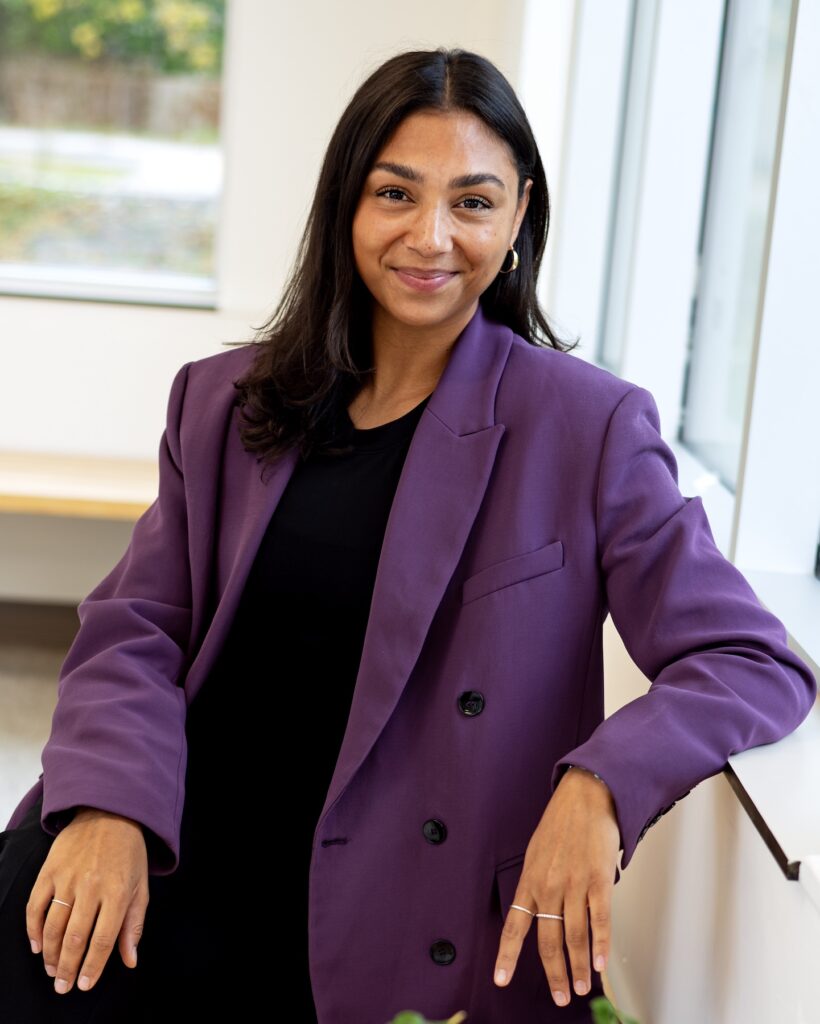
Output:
[25, 806, 150, 995]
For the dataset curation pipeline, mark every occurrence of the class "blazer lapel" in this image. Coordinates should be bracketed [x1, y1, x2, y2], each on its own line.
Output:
[320, 304, 512, 825]
[183, 301, 513, 827]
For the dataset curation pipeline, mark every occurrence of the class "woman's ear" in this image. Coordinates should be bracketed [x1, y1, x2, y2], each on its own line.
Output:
[513, 178, 533, 241]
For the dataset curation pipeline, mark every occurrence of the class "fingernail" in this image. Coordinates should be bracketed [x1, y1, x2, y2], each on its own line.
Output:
[575, 979, 589, 995]
[553, 990, 568, 1005]
[30, 939, 39, 954]
[595, 954, 606, 971]
[78, 975, 90, 991]
[54, 978, 68, 994]
[45, 964, 57, 977]
[131, 945, 138, 965]
[495, 968, 507, 984]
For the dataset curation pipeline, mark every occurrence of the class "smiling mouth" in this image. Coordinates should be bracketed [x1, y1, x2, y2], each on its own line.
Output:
[391, 268, 458, 292]
[393, 268, 458, 279]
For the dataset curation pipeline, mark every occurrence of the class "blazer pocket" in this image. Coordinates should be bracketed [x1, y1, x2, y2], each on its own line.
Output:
[494, 851, 527, 924]
[462, 539, 564, 606]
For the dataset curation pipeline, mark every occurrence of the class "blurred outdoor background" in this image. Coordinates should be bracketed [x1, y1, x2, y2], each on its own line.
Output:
[0, 0, 224, 293]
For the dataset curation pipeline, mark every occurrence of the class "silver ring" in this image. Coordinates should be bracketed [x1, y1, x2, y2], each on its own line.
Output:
[509, 903, 535, 917]
[51, 898, 73, 909]
[535, 912, 564, 920]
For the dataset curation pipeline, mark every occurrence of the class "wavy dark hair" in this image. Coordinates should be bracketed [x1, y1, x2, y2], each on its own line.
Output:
[226, 46, 578, 477]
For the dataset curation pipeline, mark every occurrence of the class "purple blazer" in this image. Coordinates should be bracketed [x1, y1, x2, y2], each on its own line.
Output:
[6, 301, 816, 1022]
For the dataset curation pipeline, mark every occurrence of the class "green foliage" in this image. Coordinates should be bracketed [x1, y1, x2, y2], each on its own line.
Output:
[0, 0, 225, 74]
[389, 1014, 467, 1024]
[385, 997, 640, 1024]
[590, 995, 641, 1024]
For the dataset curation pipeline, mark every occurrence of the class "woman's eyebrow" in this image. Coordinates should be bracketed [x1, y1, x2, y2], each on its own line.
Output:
[371, 160, 506, 191]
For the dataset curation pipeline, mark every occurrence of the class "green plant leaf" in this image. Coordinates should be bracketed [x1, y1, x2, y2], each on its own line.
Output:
[388, 1011, 468, 1024]
[590, 994, 641, 1024]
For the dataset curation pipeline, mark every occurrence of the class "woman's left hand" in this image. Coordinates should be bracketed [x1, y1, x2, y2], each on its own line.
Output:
[492, 766, 621, 1008]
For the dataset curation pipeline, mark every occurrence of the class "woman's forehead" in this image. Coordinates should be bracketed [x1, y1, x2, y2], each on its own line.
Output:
[371, 110, 516, 175]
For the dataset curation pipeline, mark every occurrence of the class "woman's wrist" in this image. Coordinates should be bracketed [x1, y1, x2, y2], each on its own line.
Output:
[565, 763, 604, 783]
[564, 764, 614, 801]
[72, 805, 142, 830]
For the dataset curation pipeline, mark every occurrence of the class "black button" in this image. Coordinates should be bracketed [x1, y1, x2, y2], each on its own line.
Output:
[457, 691, 485, 716]
[641, 796, 684, 843]
[422, 819, 447, 844]
[638, 819, 655, 842]
[430, 940, 456, 965]
[638, 810, 663, 842]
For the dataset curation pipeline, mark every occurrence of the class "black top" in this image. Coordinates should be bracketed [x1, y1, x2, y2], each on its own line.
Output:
[179, 390, 432, 1016]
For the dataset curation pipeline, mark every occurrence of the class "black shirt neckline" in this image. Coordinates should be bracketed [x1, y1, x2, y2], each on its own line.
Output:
[342, 393, 432, 451]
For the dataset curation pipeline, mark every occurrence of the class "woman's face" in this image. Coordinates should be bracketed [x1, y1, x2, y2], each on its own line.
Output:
[352, 108, 533, 338]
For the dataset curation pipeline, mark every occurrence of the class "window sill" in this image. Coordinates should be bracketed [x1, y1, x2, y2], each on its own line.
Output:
[0, 450, 156, 521]
[726, 699, 820, 913]
[0, 264, 217, 310]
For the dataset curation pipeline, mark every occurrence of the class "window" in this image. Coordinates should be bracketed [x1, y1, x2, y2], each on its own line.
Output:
[680, 0, 795, 492]
[0, 0, 227, 307]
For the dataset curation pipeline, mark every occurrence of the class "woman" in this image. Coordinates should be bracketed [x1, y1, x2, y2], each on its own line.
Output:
[0, 46, 816, 1023]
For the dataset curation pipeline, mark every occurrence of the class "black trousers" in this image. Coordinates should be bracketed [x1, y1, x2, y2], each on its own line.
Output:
[0, 791, 318, 1021]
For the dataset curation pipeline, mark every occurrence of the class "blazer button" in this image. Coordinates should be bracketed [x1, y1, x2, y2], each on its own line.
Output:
[429, 940, 456, 965]
[638, 811, 663, 842]
[457, 691, 485, 716]
[422, 818, 447, 844]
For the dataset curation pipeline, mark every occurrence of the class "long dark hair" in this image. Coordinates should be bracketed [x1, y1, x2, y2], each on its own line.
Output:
[228, 46, 578, 477]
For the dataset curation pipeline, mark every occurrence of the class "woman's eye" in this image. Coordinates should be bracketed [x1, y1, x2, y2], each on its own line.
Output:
[459, 195, 493, 211]
[374, 187, 492, 211]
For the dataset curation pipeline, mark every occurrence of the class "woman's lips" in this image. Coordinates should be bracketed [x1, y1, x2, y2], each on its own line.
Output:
[392, 268, 458, 292]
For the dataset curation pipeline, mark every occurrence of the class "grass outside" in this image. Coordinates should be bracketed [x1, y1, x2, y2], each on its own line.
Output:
[0, 181, 216, 275]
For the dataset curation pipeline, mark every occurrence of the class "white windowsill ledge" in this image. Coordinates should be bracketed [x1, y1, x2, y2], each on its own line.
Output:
[726, 700, 820, 915]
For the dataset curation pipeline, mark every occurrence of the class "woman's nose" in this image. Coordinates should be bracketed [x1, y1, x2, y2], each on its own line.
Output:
[405, 203, 453, 255]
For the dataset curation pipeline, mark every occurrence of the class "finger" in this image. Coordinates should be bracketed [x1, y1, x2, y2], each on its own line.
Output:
[534, 898, 570, 1007]
[494, 892, 535, 987]
[25, 872, 57, 959]
[563, 887, 591, 999]
[115, 886, 150, 975]
[34, 896, 75, 981]
[587, 875, 613, 974]
[77, 897, 138, 991]
[52, 895, 103, 994]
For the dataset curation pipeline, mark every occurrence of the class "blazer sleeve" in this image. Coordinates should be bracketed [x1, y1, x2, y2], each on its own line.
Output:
[38, 360, 195, 876]
[549, 384, 817, 872]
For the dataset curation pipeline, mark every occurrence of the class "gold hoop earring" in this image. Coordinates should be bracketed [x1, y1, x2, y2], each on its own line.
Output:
[499, 245, 519, 274]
